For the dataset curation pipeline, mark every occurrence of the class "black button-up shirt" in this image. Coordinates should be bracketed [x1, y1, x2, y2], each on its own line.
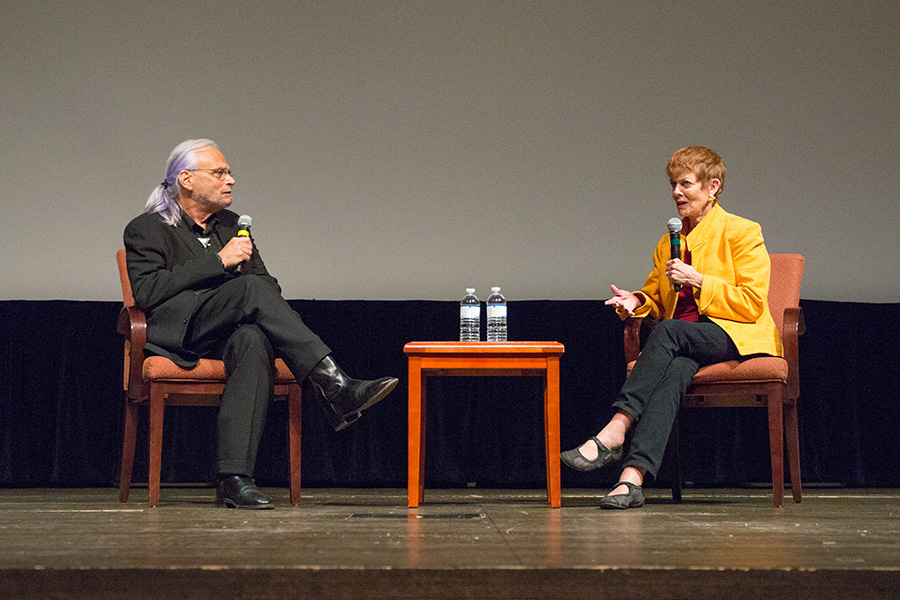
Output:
[180, 210, 230, 271]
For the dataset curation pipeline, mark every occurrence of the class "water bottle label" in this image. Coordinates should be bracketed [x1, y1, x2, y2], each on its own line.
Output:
[487, 305, 507, 318]
[460, 306, 480, 319]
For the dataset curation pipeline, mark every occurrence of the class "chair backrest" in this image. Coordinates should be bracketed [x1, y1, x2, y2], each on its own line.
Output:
[116, 249, 136, 308]
[767, 254, 805, 334]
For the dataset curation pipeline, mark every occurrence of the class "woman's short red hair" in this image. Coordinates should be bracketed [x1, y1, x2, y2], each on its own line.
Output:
[666, 146, 726, 198]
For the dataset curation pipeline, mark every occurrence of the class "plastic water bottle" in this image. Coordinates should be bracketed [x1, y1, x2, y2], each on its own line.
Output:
[486, 287, 507, 342]
[459, 288, 480, 341]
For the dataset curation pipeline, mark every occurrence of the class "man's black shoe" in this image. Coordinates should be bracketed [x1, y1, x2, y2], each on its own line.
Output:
[215, 475, 274, 509]
[307, 356, 399, 431]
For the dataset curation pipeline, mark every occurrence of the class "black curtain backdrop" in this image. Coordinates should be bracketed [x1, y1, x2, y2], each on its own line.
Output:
[1, 299, 898, 490]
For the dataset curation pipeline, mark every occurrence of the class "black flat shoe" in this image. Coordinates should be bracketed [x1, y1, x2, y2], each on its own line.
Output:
[307, 356, 399, 431]
[215, 475, 274, 510]
[599, 481, 644, 510]
[560, 436, 623, 472]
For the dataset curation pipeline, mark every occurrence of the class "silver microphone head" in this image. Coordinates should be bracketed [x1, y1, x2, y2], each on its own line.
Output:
[238, 215, 253, 229]
[667, 217, 682, 234]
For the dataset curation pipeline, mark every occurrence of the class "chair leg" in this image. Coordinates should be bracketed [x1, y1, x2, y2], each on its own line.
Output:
[148, 385, 165, 508]
[288, 383, 302, 506]
[118, 401, 139, 503]
[668, 412, 683, 504]
[766, 391, 785, 508]
[784, 400, 802, 503]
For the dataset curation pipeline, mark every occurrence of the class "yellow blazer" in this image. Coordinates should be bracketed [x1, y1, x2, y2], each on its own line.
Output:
[623, 203, 783, 357]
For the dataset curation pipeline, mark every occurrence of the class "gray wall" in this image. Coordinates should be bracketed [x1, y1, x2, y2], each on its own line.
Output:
[3, 1, 898, 302]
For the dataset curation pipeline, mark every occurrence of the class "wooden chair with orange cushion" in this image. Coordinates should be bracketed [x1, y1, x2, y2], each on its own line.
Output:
[624, 254, 805, 507]
[116, 249, 302, 507]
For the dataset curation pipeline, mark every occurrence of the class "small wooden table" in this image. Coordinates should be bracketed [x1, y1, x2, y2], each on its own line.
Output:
[404, 341, 565, 508]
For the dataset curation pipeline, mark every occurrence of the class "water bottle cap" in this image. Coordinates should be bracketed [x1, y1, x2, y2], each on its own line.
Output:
[491, 287, 501, 292]
[466, 288, 475, 294]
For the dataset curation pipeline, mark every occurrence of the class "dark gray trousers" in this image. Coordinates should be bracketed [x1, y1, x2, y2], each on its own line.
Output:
[612, 318, 740, 479]
[184, 275, 332, 476]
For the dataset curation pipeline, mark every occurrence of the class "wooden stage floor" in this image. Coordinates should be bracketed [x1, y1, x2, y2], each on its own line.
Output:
[1, 487, 898, 599]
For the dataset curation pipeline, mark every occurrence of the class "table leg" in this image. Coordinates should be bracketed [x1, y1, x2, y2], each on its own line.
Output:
[544, 373, 551, 501]
[408, 357, 426, 507]
[417, 374, 427, 504]
[545, 357, 561, 508]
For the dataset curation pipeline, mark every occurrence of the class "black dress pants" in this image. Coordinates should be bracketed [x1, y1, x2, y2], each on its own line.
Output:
[183, 275, 332, 476]
[612, 318, 740, 479]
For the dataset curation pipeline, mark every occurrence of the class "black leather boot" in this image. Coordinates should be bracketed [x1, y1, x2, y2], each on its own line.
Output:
[307, 356, 398, 431]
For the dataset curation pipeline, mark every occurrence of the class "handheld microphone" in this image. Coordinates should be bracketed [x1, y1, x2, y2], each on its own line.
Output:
[667, 218, 682, 292]
[236, 215, 252, 273]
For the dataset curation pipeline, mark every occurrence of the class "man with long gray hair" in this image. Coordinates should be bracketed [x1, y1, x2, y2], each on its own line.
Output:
[124, 139, 398, 509]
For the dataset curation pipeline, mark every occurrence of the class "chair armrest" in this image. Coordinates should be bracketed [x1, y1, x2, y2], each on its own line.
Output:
[117, 305, 147, 400]
[782, 306, 804, 401]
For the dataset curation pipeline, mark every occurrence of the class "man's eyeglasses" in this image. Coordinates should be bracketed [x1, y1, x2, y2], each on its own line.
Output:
[190, 168, 234, 180]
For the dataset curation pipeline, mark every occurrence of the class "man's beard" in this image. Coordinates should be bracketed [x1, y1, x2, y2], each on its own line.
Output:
[194, 190, 230, 211]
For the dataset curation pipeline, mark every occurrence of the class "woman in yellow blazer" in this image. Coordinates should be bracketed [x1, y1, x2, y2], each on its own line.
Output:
[561, 146, 781, 509]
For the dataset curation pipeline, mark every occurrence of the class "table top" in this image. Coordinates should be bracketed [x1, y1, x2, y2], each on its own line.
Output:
[404, 341, 564, 356]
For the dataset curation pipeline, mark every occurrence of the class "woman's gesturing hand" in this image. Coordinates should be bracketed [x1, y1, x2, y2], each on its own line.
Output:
[605, 284, 640, 316]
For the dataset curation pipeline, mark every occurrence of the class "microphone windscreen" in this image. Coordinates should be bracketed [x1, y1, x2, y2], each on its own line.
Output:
[667, 217, 682, 233]
[238, 215, 253, 229]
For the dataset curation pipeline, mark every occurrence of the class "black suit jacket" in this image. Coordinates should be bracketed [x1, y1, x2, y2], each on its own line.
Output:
[123, 209, 280, 367]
